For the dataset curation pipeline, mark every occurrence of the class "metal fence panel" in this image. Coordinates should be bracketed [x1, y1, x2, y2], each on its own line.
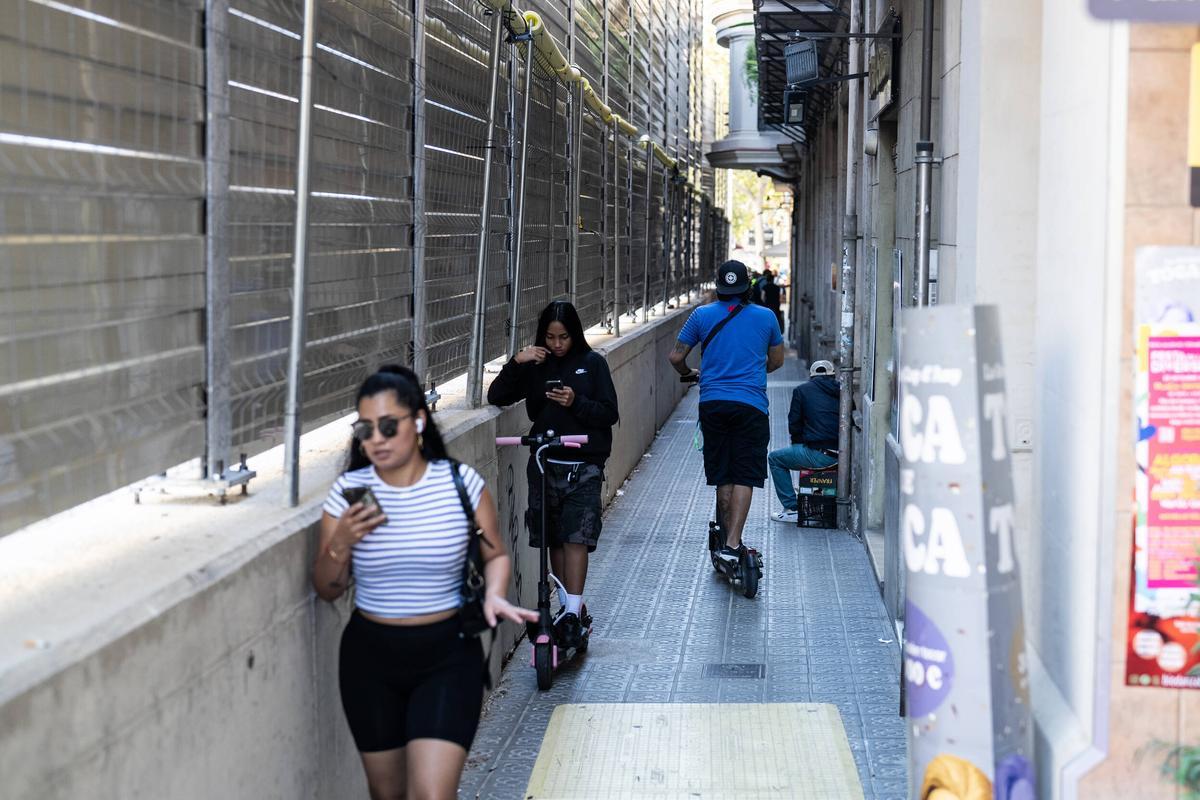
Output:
[423, 0, 509, 385]
[0, 0, 724, 536]
[226, 0, 415, 453]
[0, 0, 207, 535]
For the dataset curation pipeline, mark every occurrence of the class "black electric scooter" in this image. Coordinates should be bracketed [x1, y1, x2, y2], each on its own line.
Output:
[496, 430, 592, 690]
[682, 373, 764, 599]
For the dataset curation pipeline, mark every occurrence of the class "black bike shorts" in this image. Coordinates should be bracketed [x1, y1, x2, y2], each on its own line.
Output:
[527, 458, 604, 552]
[338, 612, 484, 752]
[698, 400, 770, 488]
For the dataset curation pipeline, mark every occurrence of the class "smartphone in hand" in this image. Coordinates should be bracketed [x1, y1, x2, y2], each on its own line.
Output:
[342, 486, 379, 512]
[544, 379, 564, 393]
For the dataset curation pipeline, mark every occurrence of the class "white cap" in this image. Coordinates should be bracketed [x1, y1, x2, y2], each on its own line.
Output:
[809, 360, 835, 377]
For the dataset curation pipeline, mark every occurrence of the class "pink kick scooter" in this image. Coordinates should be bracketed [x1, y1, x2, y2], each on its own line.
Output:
[495, 431, 589, 690]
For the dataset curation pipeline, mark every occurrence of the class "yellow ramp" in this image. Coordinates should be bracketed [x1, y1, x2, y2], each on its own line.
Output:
[524, 703, 865, 800]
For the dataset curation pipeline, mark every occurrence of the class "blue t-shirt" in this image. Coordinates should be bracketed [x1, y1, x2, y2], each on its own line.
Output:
[678, 300, 783, 414]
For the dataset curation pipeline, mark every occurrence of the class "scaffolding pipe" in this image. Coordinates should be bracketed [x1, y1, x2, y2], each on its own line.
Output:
[283, 0, 317, 507]
[642, 137, 653, 317]
[835, 0, 861, 527]
[508, 45, 533, 358]
[915, 0, 935, 306]
[467, 11, 505, 407]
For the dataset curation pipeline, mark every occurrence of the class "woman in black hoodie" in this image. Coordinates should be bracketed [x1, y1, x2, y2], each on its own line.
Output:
[487, 301, 619, 647]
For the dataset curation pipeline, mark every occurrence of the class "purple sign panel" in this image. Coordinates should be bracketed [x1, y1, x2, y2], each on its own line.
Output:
[1089, 0, 1200, 22]
[904, 601, 954, 717]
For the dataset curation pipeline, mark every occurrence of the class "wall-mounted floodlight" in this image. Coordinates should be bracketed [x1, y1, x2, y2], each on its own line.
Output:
[784, 87, 806, 125]
[784, 38, 819, 85]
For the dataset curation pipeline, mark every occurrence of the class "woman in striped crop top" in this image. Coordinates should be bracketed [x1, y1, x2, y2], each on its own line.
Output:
[312, 365, 536, 800]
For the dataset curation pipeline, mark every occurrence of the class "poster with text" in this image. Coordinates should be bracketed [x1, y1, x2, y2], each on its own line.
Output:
[1128, 248, 1200, 689]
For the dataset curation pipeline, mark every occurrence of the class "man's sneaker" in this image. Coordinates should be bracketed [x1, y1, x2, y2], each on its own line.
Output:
[556, 612, 583, 648]
[773, 508, 799, 522]
[716, 544, 742, 564]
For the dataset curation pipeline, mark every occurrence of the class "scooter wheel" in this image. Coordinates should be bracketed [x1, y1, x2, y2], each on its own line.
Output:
[534, 641, 554, 690]
[741, 552, 760, 599]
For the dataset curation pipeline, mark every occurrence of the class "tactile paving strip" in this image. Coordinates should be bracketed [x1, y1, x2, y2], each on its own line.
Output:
[523, 703, 864, 800]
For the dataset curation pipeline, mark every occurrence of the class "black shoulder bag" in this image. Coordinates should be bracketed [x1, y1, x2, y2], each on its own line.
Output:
[700, 301, 746, 354]
[449, 460, 493, 640]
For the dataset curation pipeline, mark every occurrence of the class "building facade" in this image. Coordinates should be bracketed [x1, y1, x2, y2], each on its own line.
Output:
[731, 0, 1200, 796]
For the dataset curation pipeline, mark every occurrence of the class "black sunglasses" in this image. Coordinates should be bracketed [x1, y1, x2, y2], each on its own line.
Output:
[351, 414, 412, 442]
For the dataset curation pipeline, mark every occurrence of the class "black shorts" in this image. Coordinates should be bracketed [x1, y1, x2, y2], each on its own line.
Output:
[338, 612, 484, 752]
[527, 458, 604, 552]
[698, 400, 770, 488]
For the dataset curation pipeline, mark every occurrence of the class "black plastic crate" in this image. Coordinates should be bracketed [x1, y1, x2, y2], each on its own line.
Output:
[798, 494, 837, 528]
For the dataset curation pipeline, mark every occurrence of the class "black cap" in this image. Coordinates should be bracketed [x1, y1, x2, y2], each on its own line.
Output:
[716, 260, 749, 295]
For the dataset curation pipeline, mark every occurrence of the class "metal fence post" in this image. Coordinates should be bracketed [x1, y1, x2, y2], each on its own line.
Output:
[466, 10, 504, 408]
[660, 169, 671, 312]
[504, 39, 517, 353]
[548, 78, 558, 303]
[412, 0, 428, 386]
[611, 128, 620, 336]
[624, 137, 633, 324]
[685, 188, 694, 301]
[204, 0, 231, 482]
[641, 138, 653, 318]
[508, 41, 533, 358]
[283, 0, 318, 507]
[568, 81, 583, 304]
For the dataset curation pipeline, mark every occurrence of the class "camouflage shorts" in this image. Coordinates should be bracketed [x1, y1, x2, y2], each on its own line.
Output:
[526, 459, 604, 552]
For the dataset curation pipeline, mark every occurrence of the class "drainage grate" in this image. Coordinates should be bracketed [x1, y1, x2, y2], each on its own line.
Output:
[702, 663, 766, 679]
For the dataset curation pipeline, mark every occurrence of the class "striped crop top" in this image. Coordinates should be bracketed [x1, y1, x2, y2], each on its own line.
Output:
[323, 460, 486, 619]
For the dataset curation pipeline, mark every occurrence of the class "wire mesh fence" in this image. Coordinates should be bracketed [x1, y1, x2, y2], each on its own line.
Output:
[0, 0, 728, 537]
[0, 0, 208, 534]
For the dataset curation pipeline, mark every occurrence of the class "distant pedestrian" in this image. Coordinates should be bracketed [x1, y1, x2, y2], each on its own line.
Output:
[756, 269, 785, 335]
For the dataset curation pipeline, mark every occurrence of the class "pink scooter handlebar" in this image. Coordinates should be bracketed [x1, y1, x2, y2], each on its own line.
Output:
[494, 434, 589, 447]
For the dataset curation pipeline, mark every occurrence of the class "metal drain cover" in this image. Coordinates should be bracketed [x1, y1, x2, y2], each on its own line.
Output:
[702, 663, 766, 679]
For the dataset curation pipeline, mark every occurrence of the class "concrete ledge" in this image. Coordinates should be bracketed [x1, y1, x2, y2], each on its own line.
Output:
[0, 306, 696, 799]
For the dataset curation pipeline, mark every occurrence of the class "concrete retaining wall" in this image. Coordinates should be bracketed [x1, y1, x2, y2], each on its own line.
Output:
[0, 309, 694, 800]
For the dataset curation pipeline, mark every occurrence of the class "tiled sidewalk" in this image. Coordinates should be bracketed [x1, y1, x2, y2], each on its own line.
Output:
[459, 362, 907, 799]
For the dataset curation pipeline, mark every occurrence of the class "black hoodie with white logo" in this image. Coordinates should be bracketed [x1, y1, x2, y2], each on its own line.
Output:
[486, 349, 619, 466]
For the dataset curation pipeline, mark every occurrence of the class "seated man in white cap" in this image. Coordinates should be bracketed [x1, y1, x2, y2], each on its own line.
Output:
[770, 360, 839, 522]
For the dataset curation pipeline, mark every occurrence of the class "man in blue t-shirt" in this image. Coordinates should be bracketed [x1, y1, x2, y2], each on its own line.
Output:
[669, 260, 785, 567]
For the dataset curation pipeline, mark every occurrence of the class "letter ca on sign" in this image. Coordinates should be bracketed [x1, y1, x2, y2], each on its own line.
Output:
[904, 505, 971, 577]
[900, 394, 967, 465]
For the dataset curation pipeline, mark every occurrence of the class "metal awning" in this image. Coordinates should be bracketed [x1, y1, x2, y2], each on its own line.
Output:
[753, 0, 850, 143]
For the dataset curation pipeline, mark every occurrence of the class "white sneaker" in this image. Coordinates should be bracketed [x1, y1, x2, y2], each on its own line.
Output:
[772, 509, 799, 522]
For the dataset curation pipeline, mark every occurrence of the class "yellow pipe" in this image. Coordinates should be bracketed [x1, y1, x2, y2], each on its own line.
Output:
[612, 114, 638, 138]
[486, 5, 685, 186]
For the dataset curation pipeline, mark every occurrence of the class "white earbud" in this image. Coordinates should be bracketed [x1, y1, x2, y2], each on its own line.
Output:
[415, 418, 425, 434]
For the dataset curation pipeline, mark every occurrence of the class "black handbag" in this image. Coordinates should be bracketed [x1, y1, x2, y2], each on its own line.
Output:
[449, 460, 492, 638]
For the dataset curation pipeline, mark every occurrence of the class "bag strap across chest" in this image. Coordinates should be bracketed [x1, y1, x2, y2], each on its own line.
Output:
[701, 303, 746, 355]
